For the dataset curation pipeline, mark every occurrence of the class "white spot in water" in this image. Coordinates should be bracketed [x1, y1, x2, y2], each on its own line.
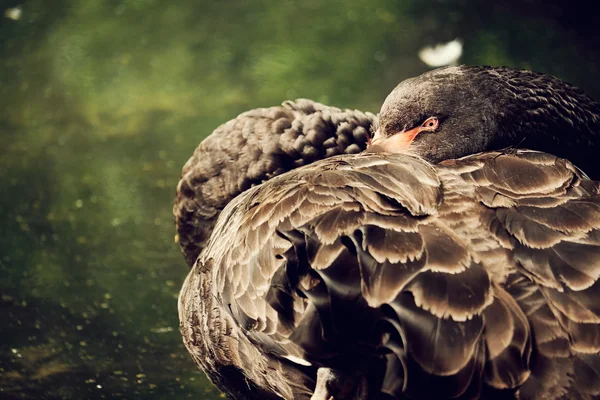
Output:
[284, 355, 312, 366]
[4, 6, 22, 20]
[418, 38, 463, 67]
[150, 326, 174, 333]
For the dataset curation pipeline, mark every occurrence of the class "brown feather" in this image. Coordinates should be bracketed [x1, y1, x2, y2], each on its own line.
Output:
[179, 150, 600, 400]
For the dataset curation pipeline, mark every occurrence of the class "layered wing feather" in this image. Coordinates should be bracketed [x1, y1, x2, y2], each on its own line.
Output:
[180, 150, 600, 399]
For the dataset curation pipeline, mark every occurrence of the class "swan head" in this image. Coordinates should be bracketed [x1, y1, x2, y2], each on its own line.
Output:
[368, 66, 600, 178]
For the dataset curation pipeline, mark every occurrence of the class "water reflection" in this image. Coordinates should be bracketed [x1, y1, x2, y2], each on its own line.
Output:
[1, 0, 598, 398]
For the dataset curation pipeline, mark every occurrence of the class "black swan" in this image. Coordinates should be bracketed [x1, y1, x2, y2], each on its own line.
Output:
[175, 66, 600, 399]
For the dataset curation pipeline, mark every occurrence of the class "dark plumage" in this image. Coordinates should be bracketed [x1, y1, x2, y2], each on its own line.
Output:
[175, 66, 600, 400]
[377, 66, 600, 177]
[174, 99, 375, 266]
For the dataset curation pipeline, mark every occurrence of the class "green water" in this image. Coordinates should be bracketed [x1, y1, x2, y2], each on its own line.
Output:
[1, 1, 598, 398]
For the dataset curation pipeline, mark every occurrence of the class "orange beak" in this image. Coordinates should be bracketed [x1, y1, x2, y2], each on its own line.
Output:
[367, 126, 423, 153]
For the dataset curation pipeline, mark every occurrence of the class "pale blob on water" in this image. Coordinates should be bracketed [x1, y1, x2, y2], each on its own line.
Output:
[418, 39, 463, 67]
[4, 6, 22, 21]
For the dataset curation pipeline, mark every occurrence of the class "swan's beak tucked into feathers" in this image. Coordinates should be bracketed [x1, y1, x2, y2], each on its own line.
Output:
[366, 127, 423, 154]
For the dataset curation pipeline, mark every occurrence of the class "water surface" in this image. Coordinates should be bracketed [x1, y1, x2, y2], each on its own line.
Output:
[1, 1, 599, 398]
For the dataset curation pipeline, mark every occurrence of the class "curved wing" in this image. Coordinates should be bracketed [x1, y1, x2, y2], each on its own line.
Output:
[174, 99, 376, 266]
[180, 150, 600, 399]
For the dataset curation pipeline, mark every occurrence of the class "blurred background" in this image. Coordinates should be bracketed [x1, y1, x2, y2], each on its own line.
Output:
[1, 0, 599, 398]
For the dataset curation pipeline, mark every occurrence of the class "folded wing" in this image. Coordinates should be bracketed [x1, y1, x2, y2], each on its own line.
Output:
[181, 150, 600, 399]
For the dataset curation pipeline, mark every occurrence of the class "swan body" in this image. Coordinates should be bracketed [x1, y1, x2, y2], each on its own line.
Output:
[176, 66, 600, 399]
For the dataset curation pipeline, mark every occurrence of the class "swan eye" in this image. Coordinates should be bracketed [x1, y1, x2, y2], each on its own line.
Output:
[421, 117, 439, 131]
